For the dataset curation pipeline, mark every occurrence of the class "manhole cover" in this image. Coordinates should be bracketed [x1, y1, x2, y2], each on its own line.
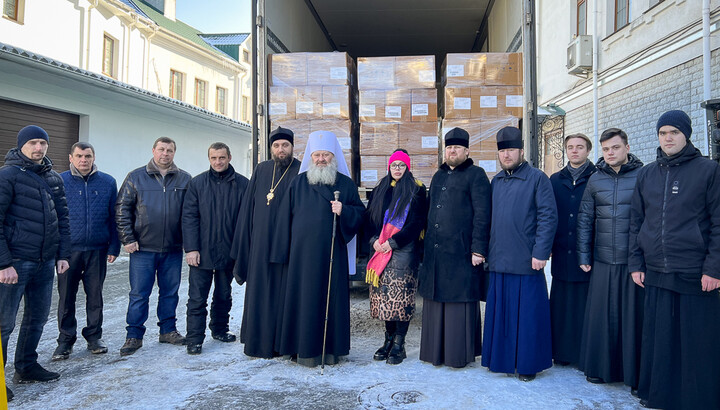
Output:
[358, 383, 427, 409]
[391, 390, 424, 404]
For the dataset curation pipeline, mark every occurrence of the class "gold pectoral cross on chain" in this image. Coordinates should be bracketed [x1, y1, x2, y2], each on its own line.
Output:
[266, 189, 275, 205]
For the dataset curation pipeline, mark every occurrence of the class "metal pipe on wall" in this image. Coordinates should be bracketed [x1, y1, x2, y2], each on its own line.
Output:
[251, 0, 259, 168]
[703, 0, 711, 101]
[592, 0, 599, 162]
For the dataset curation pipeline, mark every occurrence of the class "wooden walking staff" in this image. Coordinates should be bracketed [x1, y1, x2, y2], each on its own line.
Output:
[321, 191, 341, 375]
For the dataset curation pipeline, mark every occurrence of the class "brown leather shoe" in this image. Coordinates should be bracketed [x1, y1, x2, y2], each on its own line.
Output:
[120, 338, 142, 356]
[159, 330, 186, 345]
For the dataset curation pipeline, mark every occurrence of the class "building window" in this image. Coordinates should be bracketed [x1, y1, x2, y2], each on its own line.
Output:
[615, 0, 630, 31]
[577, 0, 587, 36]
[216, 87, 227, 115]
[243, 49, 250, 63]
[2, 0, 21, 21]
[195, 79, 207, 108]
[242, 96, 249, 122]
[170, 70, 184, 100]
[102, 34, 116, 78]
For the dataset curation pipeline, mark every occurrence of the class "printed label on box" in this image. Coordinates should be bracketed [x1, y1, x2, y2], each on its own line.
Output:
[359, 105, 376, 117]
[418, 70, 435, 83]
[338, 137, 351, 150]
[361, 170, 378, 182]
[385, 106, 402, 118]
[506, 95, 523, 107]
[330, 67, 347, 80]
[454, 97, 471, 110]
[442, 127, 451, 137]
[422, 136, 438, 148]
[412, 104, 429, 116]
[323, 103, 341, 116]
[480, 96, 498, 108]
[268, 103, 287, 116]
[477, 160, 497, 173]
[447, 65, 464, 77]
[296, 101, 314, 114]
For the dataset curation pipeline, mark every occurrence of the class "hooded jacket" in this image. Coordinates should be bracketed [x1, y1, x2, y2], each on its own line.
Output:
[61, 164, 120, 256]
[550, 161, 596, 282]
[0, 148, 71, 269]
[629, 142, 720, 285]
[576, 154, 643, 266]
[182, 165, 249, 270]
[116, 159, 191, 253]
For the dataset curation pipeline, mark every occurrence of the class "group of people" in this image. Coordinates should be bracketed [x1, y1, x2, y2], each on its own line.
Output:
[0, 108, 717, 409]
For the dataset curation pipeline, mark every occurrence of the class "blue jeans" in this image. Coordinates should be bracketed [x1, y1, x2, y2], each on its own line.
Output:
[0, 259, 55, 372]
[125, 251, 182, 339]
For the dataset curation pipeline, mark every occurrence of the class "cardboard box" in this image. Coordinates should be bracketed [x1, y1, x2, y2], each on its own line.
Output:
[471, 86, 524, 118]
[411, 89, 438, 122]
[307, 52, 354, 86]
[270, 119, 311, 156]
[411, 154, 439, 188]
[441, 117, 520, 179]
[295, 86, 323, 120]
[358, 57, 395, 90]
[268, 86, 297, 121]
[359, 90, 385, 122]
[443, 53, 523, 86]
[322, 86, 351, 120]
[443, 87, 473, 119]
[360, 123, 399, 155]
[360, 155, 388, 188]
[269, 54, 307, 86]
[395, 55, 436, 89]
[384, 89, 412, 122]
[398, 122, 439, 155]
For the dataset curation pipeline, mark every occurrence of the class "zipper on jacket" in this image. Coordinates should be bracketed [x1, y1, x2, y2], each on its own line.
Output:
[612, 176, 618, 262]
[661, 168, 670, 271]
[84, 177, 90, 249]
[154, 174, 168, 252]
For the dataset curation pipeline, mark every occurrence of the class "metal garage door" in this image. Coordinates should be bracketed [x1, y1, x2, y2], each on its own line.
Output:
[0, 98, 79, 171]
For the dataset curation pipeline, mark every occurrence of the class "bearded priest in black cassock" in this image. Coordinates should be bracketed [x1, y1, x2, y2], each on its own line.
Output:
[270, 130, 364, 367]
[231, 127, 300, 358]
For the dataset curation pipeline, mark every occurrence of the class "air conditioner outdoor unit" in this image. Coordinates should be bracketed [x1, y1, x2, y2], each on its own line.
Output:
[567, 35, 593, 75]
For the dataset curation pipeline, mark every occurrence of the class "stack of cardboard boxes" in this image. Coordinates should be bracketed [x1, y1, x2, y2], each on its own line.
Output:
[268, 52, 357, 177]
[357, 56, 440, 188]
[441, 53, 523, 179]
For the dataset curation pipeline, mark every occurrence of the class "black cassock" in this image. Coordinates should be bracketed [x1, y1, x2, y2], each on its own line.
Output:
[270, 172, 364, 365]
[232, 159, 300, 358]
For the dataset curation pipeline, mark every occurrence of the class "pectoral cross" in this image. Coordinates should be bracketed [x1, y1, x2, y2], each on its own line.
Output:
[266, 189, 275, 205]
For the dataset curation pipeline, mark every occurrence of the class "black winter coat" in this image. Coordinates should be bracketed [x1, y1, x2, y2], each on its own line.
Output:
[116, 160, 191, 253]
[0, 148, 71, 269]
[550, 161, 596, 282]
[488, 161, 558, 275]
[629, 142, 720, 280]
[418, 159, 491, 302]
[363, 177, 427, 270]
[182, 165, 249, 270]
[576, 154, 643, 266]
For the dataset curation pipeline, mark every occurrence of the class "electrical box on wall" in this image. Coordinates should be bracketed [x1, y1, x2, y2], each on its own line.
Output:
[701, 99, 720, 161]
[567, 35, 592, 75]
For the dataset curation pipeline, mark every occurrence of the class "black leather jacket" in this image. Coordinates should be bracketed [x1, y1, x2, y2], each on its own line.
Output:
[116, 160, 191, 253]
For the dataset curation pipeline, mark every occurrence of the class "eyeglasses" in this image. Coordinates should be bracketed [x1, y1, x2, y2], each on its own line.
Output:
[390, 163, 407, 170]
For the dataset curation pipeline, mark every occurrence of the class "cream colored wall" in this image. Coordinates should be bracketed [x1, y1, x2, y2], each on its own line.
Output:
[487, 0, 523, 52]
[537, 0, 720, 111]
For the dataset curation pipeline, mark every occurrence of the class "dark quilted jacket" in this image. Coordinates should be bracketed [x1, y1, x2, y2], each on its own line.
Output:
[0, 148, 71, 269]
[61, 165, 120, 256]
[576, 154, 643, 266]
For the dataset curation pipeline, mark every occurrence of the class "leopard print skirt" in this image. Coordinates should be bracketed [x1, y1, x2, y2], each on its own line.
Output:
[369, 259, 418, 322]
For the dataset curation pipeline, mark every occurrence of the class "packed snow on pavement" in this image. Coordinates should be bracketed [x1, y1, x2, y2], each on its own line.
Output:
[5, 255, 641, 409]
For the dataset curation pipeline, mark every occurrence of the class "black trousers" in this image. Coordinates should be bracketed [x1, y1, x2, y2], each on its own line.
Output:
[185, 267, 233, 344]
[57, 249, 108, 344]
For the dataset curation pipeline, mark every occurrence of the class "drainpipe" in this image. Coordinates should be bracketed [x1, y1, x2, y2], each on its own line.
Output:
[125, 16, 138, 83]
[592, 0, 599, 162]
[84, 0, 99, 70]
[703, 0, 711, 101]
[144, 28, 158, 89]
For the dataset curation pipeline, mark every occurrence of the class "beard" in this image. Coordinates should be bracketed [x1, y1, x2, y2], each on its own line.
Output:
[272, 151, 293, 168]
[500, 156, 524, 171]
[446, 156, 466, 168]
[306, 158, 338, 186]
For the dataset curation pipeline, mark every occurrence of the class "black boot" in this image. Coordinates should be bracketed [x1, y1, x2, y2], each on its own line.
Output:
[386, 334, 406, 365]
[373, 332, 394, 361]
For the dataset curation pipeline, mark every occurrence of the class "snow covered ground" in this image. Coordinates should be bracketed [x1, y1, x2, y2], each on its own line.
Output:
[5, 256, 641, 409]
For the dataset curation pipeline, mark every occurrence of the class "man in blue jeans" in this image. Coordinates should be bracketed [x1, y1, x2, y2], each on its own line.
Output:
[0, 125, 71, 402]
[116, 136, 191, 356]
